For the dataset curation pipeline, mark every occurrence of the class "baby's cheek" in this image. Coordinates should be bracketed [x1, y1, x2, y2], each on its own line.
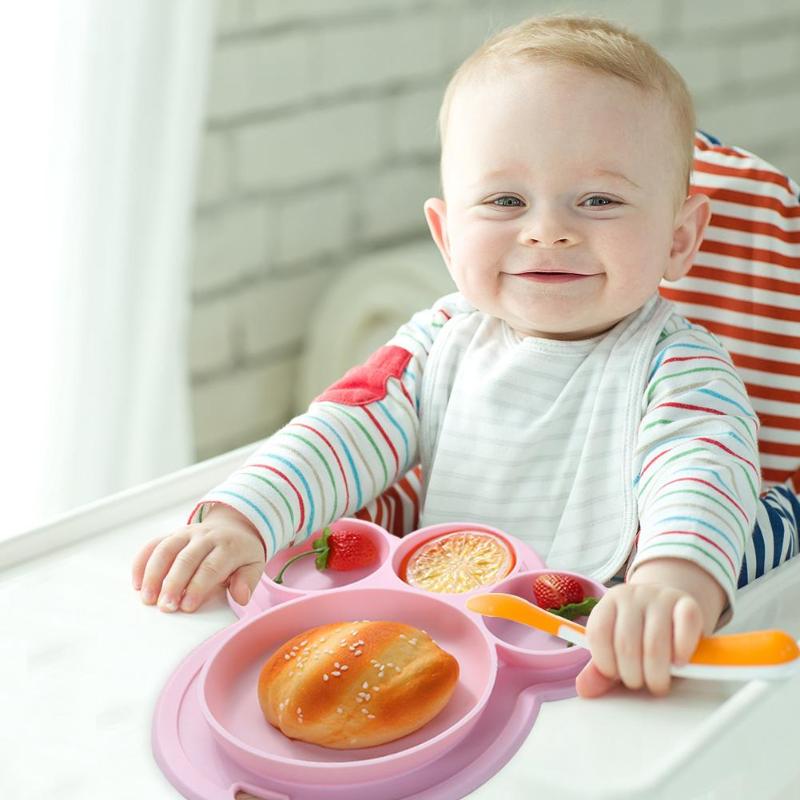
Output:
[453, 268, 499, 314]
[444, 250, 483, 294]
[453, 222, 506, 264]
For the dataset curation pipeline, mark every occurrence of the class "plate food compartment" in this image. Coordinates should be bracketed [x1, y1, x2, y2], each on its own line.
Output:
[486, 570, 606, 670]
[262, 519, 392, 602]
[396, 524, 517, 594]
[199, 587, 497, 785]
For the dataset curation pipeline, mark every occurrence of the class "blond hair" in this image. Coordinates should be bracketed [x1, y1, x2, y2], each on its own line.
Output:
[438, 15, 695, 204]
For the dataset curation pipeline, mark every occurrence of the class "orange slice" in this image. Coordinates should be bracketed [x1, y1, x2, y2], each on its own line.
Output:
[403, 530, 514, 593]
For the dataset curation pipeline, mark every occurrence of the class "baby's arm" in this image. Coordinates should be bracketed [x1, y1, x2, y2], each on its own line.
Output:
[579, 319, 760, 696]
[131, 356, 421, 613]
[132, 295, 465, 612]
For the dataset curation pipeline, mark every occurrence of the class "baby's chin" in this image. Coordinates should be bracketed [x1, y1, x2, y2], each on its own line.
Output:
[500, 302, 630, 342]
[499, 309, 620, 341]
[456, 287, 623, 341]
[508, 322, 616, 342]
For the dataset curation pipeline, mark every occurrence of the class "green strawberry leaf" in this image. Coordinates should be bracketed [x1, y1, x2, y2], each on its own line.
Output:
[313, 527, 332, 569]
[313, 527, 331, 551]
[549, 596, 600, 620]
[273, 527, 332, 583]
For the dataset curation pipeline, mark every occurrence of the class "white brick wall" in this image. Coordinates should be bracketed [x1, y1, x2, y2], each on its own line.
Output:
[191, 202, 270, 293]
[386, 86, 441, 157]
[311, 13, 446, 97]
[233, 100, 384, 190]
[734, 32, 800, 85]
[192, 356, 297, 458]
[189, 296, 234, 377]
[188, 0, 800, 460]
[273, 183, 351, 264]
[356, 162, 440, 242]
[236, 268, 331, 359]
[660, 39, 736, 98]
[196, 132, 231, 206]
[677, 0, 800, 32]
[207, 33, 312, 118]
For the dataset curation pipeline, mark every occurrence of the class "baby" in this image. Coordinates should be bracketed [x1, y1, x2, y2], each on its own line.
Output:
[133, 16, 790, 697]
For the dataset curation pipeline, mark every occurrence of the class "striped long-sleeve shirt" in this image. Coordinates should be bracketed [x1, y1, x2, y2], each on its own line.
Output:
[193, 292, 760, 609]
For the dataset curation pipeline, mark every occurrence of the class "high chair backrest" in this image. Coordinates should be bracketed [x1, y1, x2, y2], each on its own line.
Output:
[660, 132, 800, 492]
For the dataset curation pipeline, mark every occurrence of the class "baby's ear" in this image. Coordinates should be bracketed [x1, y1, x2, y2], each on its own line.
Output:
[663, 193, 711, 282]
[424, 198, 451, 268]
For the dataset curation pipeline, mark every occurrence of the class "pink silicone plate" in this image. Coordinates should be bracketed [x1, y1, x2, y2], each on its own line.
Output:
[201, 587, 496, 785]
[153, 519, 606, 799]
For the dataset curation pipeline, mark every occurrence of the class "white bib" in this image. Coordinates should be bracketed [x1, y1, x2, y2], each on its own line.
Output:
[418, 295, 673, 581]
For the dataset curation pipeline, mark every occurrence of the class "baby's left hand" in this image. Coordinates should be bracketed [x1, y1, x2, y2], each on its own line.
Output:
[575, 582, 704, 697]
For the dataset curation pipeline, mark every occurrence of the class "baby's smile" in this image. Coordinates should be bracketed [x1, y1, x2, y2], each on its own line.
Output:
[512, 271, 597, 283]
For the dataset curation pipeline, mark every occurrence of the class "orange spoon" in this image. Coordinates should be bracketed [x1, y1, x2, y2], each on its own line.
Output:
[466, 593, 800, 680]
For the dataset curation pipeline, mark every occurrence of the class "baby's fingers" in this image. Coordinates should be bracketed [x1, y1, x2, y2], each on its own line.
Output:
[140, 533, 209, 610]
[613, 601, 645, 690]
[672, 595, 704, 665]
[226, 562, 265, 608]
[178, 548, 257, 613]
[575, 659, 620, 698]
[641, 596, 675, 695]
[585, 592, 619, 682]
[131, 536, 165, 592]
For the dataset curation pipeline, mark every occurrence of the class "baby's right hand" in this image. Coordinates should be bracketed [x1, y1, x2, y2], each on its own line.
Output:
[131, 504, 266, 613]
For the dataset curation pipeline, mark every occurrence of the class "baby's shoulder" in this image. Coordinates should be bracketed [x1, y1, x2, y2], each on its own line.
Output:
[642, 306, 755, 416]
[649, 309, 735, 368]
[387, 292, 478, 357]
[428, 292, 477, 329]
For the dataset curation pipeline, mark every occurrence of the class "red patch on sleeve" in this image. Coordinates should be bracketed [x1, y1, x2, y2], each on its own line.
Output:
[314, 345, 413, 406]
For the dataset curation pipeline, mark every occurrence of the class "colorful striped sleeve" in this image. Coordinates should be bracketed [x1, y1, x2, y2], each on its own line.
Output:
[630, 314, 762, 609]
[188, 294, 467, 559]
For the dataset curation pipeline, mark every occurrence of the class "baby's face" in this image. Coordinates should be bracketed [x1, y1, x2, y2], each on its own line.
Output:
[427, 63, 697, 340]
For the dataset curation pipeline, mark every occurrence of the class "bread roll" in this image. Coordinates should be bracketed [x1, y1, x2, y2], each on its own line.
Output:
[258, 620, 459, 749]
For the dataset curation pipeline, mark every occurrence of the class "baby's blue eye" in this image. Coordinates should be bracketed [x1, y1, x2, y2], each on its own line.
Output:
[583, 196, 616, 207]
[493, 196, 523, 207]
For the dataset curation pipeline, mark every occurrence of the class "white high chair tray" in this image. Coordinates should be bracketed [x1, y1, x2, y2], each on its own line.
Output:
[1, 444, 798, 800]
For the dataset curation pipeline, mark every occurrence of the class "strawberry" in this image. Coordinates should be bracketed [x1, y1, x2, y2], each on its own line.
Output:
[273, 526, 378, 584]
[533, 573, 585, 608]
[532, 573, 600, 621]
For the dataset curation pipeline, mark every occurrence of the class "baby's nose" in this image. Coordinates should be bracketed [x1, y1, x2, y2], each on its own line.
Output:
[520, 229, 576, 247]
[518, 208, 576, 246]
[531, 236, 570, 245]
